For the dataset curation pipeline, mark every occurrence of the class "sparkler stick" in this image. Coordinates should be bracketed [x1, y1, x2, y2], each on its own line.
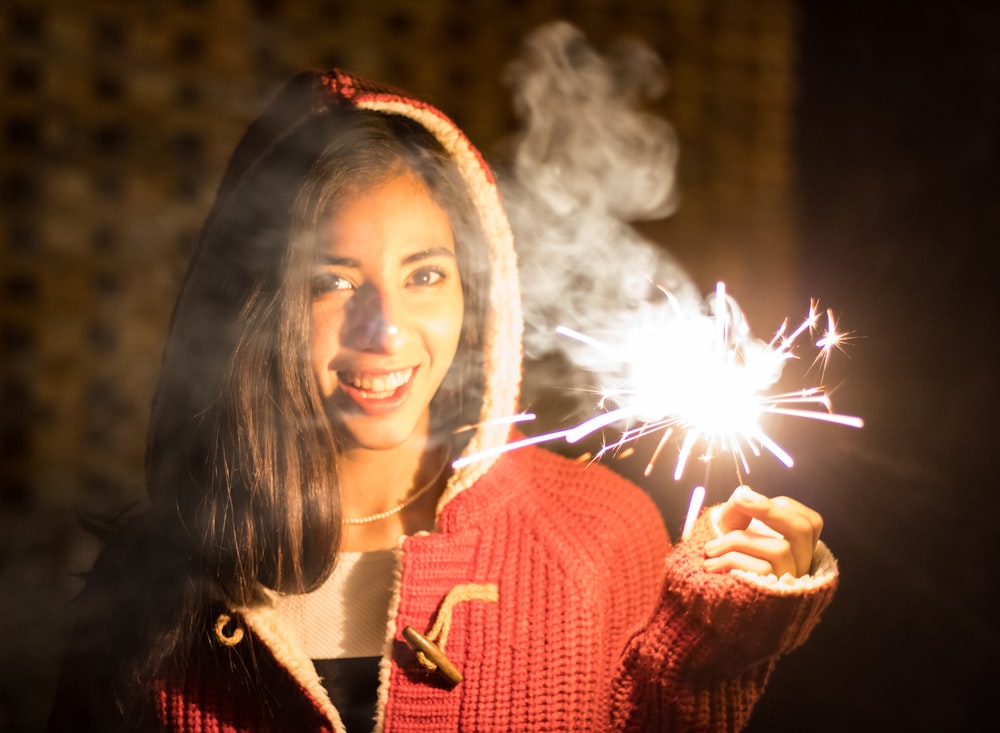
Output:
[454, 282, 863, 515]
[681, 485, 706, 541]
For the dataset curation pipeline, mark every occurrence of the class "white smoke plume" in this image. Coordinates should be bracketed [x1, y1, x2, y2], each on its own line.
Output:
[498, 21, 701, 378]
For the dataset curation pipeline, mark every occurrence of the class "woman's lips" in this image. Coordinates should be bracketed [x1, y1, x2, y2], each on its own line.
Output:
[337, 367, 415, 414]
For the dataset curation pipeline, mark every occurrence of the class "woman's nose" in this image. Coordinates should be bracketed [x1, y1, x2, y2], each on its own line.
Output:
[344, 284, 404, 353]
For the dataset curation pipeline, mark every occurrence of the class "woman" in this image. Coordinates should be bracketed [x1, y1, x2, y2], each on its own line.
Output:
[48, 69, 837, 733]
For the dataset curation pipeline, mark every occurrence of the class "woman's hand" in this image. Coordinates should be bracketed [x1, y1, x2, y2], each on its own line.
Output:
[703, 485, 823, 578]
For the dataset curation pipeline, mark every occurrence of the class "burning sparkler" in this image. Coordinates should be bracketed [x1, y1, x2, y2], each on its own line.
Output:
[478, 24, 860, 541]
[454, 282, 863, 493]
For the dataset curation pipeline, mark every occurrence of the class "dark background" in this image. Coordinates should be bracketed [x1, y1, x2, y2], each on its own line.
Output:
[750, 2, 999, 729]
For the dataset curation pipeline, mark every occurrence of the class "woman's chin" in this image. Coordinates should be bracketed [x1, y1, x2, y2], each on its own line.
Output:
[333, 411, 431, 454]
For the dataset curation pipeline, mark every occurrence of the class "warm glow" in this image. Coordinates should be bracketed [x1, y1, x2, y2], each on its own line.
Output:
[454, 281, 863, 487]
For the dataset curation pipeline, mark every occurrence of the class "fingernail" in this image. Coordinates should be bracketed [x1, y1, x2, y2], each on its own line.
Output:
[704, 539, 720, 554]
[703, 558, 719, 571]
[734, 485, 768, 507]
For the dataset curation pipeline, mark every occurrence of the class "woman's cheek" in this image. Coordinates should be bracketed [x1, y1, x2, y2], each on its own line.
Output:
[309, 307, 342, 397]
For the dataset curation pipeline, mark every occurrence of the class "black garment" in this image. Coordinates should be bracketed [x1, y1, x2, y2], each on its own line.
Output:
[313, 657, 380, 733]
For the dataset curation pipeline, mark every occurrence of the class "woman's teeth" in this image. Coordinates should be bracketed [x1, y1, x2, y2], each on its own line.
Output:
[340, 368, 413, 396]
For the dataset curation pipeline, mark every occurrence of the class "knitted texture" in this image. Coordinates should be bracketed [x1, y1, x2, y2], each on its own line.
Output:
[147, 446, 836, 733]
[610, 504, 837, 732]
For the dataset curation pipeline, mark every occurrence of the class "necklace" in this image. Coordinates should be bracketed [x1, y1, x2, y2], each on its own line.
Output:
[342, 453, 450, 526]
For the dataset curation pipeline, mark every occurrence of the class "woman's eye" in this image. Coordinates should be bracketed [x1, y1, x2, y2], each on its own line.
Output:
[408, 267, 446, 287]
[311, 272, 353, 296]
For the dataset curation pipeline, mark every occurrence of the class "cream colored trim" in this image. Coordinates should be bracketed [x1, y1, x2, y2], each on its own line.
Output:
[371, 535, 409, 733]
[239, 593, 347, 733]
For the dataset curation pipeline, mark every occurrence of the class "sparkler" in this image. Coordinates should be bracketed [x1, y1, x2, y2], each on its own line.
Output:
[454, 282, 863, 495]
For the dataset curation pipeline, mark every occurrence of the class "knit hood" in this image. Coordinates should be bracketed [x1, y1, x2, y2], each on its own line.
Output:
[154, 69, 522, 517]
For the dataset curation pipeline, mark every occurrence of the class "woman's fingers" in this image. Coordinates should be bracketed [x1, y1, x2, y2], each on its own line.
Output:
[716, 485, 767, 533]
[771, 495, 824, 552]
[703, 549, 780, 577]
[709, 486, 824, 577]
[704, 530, 795, 577]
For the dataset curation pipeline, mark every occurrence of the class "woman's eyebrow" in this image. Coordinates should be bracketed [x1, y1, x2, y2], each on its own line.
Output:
[402, 247, 456, 265]
[317, 254, 360, 267]
[317, 247, 454, 268]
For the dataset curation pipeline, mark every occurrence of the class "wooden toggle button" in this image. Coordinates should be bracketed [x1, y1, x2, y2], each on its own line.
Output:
[402, 625, 464, 686]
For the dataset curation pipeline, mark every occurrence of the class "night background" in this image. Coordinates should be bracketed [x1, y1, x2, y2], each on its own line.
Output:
[2, 1, 997, 730]
[749, 2, 998, 728]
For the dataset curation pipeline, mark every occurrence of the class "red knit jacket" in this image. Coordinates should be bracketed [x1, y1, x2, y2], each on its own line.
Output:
[141, 445, 836, 733]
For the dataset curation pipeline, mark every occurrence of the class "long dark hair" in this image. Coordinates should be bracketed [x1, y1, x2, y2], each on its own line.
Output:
[74, 104, 489, 714]
[151, 107, 488, 595]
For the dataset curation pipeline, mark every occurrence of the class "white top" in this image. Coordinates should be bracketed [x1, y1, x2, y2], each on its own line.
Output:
[274, 549, 399, 659]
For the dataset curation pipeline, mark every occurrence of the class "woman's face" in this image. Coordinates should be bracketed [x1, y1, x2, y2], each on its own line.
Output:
[310, 171, 464, 452]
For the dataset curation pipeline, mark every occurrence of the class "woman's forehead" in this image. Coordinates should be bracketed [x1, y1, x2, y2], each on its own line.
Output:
[320, 172, 456, 260]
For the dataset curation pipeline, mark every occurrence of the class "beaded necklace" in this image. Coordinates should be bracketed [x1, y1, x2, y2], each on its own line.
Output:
[342, 454, 450, 525]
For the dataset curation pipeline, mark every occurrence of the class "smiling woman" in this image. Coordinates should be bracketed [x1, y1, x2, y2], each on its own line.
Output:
[47, 69, 839, 733]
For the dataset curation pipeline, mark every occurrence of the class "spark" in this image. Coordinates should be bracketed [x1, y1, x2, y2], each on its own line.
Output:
[681, 485, 706, 541]
[454, 412, 537, 434]
[813, 308, 852, 378]
[453, 282, 863, 487]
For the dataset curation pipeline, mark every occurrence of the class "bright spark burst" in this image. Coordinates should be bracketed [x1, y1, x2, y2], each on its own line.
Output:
[454, 282, 863, 484]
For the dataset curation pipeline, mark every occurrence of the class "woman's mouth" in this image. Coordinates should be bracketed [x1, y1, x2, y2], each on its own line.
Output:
[337, 367, 415, 412]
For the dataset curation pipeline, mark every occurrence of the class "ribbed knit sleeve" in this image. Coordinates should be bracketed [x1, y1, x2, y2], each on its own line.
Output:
[610, 507, 838, 732]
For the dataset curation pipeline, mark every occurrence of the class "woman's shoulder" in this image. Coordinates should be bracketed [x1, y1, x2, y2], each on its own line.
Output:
[56, 509, 213, 680]
[498, 445, 670, 549]
[75, 509, 200, 604]
[506, 444, 657, 506]
[474, 445, 670, 617]
[49, 510, 213, 731]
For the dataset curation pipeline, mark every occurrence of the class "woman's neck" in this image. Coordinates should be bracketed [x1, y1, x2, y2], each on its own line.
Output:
[338, 438, 448, 552]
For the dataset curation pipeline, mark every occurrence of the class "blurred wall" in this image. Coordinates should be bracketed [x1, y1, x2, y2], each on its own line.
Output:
[0, 1, 798, 730]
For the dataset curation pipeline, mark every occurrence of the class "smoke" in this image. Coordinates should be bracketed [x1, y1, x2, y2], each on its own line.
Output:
[498, 21, 701, 377]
